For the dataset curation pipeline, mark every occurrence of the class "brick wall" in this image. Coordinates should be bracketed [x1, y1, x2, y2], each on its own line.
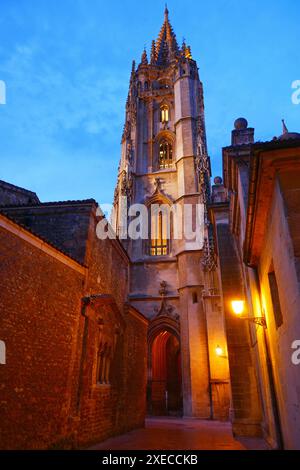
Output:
[75, 214, 147, 447]
[0, 225, 84, 449]
[85, 212, 129, 312]
[0, 210, 148, 449]
[122, 306, 148, 432]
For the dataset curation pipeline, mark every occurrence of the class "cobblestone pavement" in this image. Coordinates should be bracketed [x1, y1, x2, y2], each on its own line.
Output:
[89, 417, 269, 450]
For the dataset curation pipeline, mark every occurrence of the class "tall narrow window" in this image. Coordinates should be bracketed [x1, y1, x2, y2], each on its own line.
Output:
[96, 342, 112, 384]
[150, 207, 168, 256]
[160, 105, 169, 123]
[159, 140, 172, 169]
[268, 270, 283, 329]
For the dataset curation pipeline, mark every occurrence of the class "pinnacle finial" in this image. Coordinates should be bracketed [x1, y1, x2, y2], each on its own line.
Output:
[141, 48, 148, 65]
[186, 45, 192, 59]
[130, 60, 136, 79]
[150, 40, 156, 64]
[282, 119, 289, 134]
[164, 4, 169, 20]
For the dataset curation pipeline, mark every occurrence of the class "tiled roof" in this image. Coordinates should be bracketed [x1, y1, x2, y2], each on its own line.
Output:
[0, 198, 97, 209]
[223, 137, 300, 153]
[0, 179, 38, 196]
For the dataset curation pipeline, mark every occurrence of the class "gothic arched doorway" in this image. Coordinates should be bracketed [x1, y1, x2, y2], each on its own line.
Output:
[148, 322, 182, 416]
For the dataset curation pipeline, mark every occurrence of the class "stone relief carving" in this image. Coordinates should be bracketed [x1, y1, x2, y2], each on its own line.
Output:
[120, 170, 133, 199]
[126, 140, 134, 164]
[202, 235, 217, 272]
[122, 120, 131, 141]
[153, 281, 179, 321]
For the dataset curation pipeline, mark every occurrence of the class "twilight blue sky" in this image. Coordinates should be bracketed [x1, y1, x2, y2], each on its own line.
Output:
[0, 0, 299, 204]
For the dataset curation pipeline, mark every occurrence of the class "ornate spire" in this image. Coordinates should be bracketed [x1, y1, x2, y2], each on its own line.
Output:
[141, 48, 148, 65]
[156, 6, 179, 65]
[164, 4, 169, 20]
[150, 40, 156, 64]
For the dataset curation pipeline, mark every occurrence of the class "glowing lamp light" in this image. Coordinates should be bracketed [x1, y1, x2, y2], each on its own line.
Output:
[231, 299, 267, 328]
[231, 300, 245, 316]
[215, 345, 223, 357]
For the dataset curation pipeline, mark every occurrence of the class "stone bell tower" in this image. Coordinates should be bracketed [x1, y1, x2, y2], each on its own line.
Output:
[113, 8, 228, 419]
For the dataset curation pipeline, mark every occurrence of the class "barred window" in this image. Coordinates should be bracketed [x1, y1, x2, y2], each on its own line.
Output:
[159, 140, 172, 169]
[150, 207, 169, 256]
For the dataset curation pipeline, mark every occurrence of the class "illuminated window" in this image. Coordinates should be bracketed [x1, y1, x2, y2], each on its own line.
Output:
[150, 207, 169, 256]
[160, 105, 169, 123]
[159, 140, 172, 169]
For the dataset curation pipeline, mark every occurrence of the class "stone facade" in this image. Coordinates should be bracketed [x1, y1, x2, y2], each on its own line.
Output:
[211, 119, 300, 448]
[113, 8, 230, 421]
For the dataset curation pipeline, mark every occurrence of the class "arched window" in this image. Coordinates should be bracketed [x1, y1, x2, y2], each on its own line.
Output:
[160, 104, 169, 123]
[159, 140, 172, 169]
[150, 206, 169, 256]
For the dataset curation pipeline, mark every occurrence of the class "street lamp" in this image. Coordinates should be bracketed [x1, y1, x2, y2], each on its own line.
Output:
[231, 300, 245, 316]
[215, 345, 223, 357]
[231, 299, 267, 328]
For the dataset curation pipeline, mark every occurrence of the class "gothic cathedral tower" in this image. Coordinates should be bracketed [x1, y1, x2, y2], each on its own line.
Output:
[113, 8, 226, 418]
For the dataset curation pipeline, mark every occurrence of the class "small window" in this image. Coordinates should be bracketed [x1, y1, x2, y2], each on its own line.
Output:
[192, 292, 198, 304]
[268, 271, 283, 329]
[159, 140, 172, 169]
[160, 104, 169, 123]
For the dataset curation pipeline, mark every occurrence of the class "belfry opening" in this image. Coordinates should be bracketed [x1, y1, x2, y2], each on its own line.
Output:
[148, 329, 182, 416]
